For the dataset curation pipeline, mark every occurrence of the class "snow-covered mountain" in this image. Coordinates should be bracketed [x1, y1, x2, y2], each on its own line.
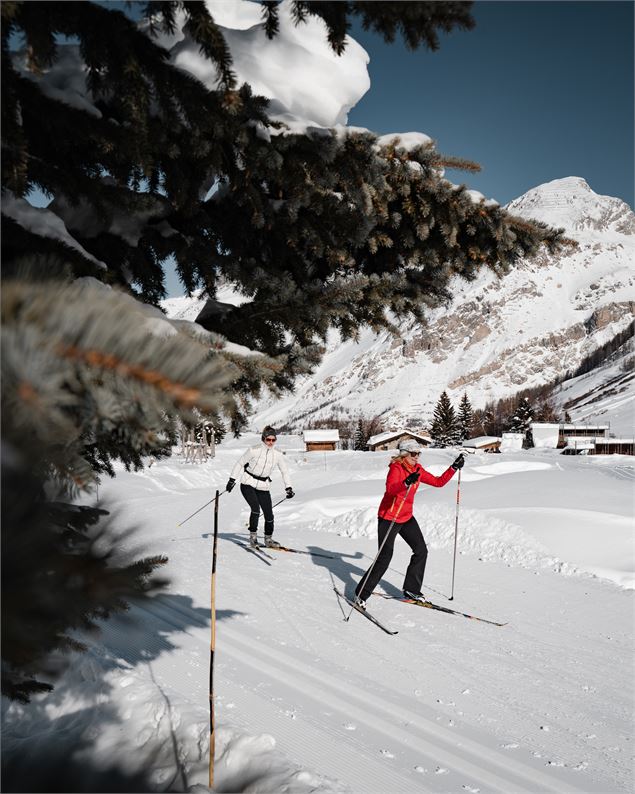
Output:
[163, 177, 634, 433]
[249, 177, 635, 431]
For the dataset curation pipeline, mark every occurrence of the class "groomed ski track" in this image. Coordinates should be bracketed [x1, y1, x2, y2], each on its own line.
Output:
[92, 519, 632, 793]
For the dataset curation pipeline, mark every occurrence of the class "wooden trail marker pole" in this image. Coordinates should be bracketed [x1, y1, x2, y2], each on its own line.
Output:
[209, 490, 219, 788]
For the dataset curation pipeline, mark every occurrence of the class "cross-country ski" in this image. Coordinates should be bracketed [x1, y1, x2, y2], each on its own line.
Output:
[237, 542, 275, 563]
[333, 587, 398, 635]
[373, 593, 507, 627]
[263, 544, 335, 560]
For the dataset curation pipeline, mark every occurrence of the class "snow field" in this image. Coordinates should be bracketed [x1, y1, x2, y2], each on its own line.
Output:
[2, 437, 633, 792]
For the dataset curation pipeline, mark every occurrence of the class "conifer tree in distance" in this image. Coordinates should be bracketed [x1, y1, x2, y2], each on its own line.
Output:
[458, 392, 474, 441]
[354, 418, 366, 451]
[508, 396, 535, 448]
[430, 391, 460, 447]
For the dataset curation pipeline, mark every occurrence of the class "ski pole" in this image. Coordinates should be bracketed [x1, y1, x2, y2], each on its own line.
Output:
[177, 490, 226, 527]
[449, 468, 462, 601]
[345, 485, 412, 621]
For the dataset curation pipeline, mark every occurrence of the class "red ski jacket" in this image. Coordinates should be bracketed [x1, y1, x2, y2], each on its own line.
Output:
[377, 459, 456, 522]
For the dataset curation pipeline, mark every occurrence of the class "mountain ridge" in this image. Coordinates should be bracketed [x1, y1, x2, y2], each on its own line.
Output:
[162, 177, 634, 434]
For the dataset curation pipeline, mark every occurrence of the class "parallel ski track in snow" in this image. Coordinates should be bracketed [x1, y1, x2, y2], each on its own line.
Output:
[117, 595, 581, 794]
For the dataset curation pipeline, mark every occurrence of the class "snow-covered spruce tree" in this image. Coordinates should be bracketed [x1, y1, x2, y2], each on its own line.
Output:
[212, 415, 227, 444]
[2, 0, 564, 386]
[508, 396, 535, 448]
[457, 392, 474, 441]
[353, 418, 366, 451]
[430, 391, 460, 447]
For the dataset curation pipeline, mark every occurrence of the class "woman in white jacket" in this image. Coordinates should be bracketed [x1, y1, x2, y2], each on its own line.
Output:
[226, 426, 294, 547]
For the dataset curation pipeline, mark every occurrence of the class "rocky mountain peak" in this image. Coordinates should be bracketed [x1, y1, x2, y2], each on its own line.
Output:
[506, 177, 635, 237]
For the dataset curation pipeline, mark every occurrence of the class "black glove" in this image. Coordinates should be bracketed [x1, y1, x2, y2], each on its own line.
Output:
[404, 471, 420, 487]
[451, 454, 465, 471]
[226, 478, 236, 492]
[285, 487, 295, 499]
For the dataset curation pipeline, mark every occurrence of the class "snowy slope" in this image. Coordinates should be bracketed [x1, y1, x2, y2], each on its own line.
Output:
[3, 440, 633, 792]
[247, 177, 634, 430]
[552, 336, 634, 436]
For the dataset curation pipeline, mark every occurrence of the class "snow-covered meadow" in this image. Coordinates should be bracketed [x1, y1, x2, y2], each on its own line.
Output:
[3, 437, 633, 792]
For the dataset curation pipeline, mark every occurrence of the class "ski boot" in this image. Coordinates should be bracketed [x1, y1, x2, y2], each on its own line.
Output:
[353, 595, 367, 611]
[249, 532, 258, 548]
[264, 536, 281, 549]
[403, 590, 426, 603]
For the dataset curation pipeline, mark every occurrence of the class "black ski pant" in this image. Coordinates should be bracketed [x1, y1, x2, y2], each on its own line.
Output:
[240, 484, 274, 535]
[355, 516, 428, 602]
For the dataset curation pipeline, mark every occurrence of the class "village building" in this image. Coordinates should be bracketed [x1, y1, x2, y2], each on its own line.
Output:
[303, 429, 340, 452]
[562, 437, 634, 456]
[532, 422, 610, 449]
[593, 438, 635, 455]
[462, 436, 502, 453]
[366, 428, 431, 452]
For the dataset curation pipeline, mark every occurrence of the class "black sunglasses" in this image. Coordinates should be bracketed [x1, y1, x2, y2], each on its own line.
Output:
[264, 437, 277, 442]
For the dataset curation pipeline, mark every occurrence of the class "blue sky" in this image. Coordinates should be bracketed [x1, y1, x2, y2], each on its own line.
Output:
[348, 1, 634, 208]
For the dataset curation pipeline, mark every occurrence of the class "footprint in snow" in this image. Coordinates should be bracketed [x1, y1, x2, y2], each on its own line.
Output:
[380, 749, 395, 759]
[414, 766, 427, 774]
[435, 767, 449, 775]
[462, 786, 480, 793]
[343, 723, 356, 731]
[501, 743, 519, 749]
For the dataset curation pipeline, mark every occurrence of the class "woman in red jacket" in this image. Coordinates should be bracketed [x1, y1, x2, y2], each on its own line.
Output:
[354, 440, 464, 608]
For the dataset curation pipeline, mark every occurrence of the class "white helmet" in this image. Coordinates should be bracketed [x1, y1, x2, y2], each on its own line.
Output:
[398, 439, 423, 455]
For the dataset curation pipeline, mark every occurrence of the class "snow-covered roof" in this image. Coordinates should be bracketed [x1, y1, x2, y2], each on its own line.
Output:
[502, 432, 524, 439]
[303, 429, 340, 442]
[561, 424, 610, 431]
[367, 428, 431, 446]
[531, 422, 611, 431]
[595, 438, 634, 444]
[463, 436, 501, 448]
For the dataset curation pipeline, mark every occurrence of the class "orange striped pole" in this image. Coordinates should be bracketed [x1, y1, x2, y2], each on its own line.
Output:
[449, 469, 462, 601]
